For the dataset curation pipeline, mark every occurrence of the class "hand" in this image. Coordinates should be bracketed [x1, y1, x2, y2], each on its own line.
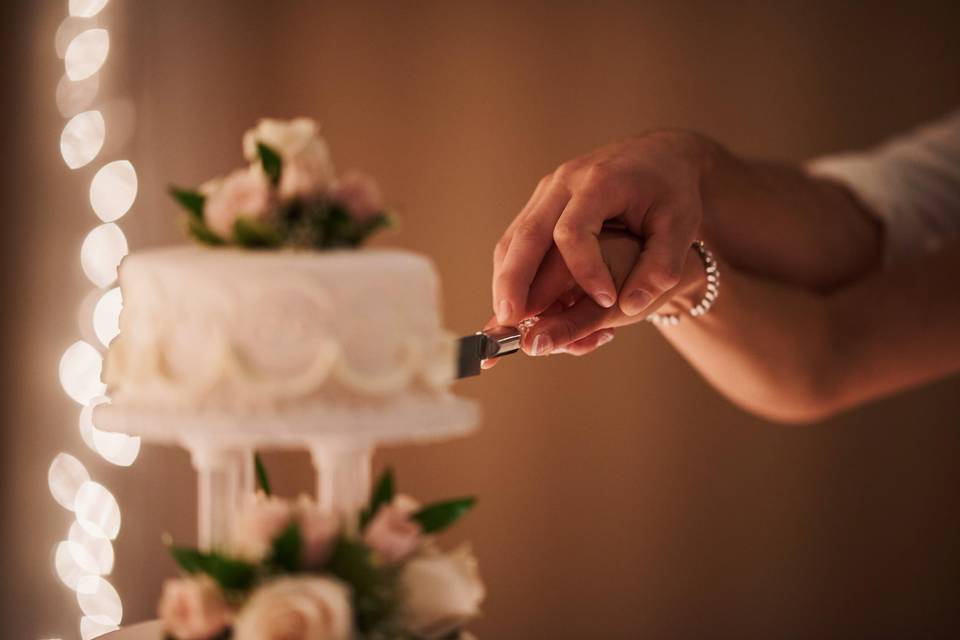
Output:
[482, 230, 706, 367]
[492, 130, 713, 325]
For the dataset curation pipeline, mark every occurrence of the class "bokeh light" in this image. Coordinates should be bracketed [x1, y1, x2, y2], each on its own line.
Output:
[49, 453, 91, 511]
[60, 110, 105, 169]
[68, 521, 114, 575]
[78, 396, 107, 451]
[90, 160, 137, 222]
[92, 428, 140, 467]
[76, 576, 122, 626]
[74, 481, 121, 540]
[56, 74, 100, 118]
[80, 223, 128, 288]
[81, 616, 119, 640]
[69, 0, 110, 18]
[92, 287, 122, 347]
[65, 29, 110, 81]
[59, 341, 106, 405]
[55, 541, 86, 590]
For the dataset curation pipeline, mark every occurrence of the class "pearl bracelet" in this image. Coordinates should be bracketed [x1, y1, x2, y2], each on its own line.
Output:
[646, 240, 720, 326]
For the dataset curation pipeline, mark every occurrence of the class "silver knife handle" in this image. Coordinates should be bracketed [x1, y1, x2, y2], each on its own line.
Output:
[478, 326, 522, 359]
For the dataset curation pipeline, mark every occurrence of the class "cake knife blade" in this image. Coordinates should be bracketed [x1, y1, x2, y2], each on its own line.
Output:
[456, 325, 522, 378]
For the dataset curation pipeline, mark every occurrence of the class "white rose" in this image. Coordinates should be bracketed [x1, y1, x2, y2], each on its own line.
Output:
[295, 495, 339, 569]
[242, 118, 335, 199]
[231, 493, 294, 562]
[233, 577, 353, 640]
[158, 575, 232, 640]
[203, 166, 272, 239]
[400, 545, 485, 639]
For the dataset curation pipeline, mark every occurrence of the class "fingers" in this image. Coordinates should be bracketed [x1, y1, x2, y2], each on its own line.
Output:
[553, 187, 620, 309]
[525, 246, 576, 316]
[619, 204, 697, 316]
[521, 296, 612, 356]
[556, 329, 615, 357]
[493, 183, 571, 325]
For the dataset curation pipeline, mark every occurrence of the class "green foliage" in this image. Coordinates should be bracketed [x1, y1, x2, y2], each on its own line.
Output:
[360, 468, 395, 530]
[169, 186, 205, 221]
[169, 545, 258, 593]
[257, 142, 282, 185]
[266, 522, 302, 573]
[233, 217, 282, 248]
[412, 497, 477, 534]
[327, 536, 401, 633]
[254, 452, 271, 496]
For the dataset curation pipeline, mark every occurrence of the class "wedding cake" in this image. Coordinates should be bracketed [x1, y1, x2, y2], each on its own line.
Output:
[97, 119, 484, 640]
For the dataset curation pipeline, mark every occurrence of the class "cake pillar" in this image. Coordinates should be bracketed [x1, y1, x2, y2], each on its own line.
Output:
[188, 442, 249, 550]
[310, 439, 372, 529]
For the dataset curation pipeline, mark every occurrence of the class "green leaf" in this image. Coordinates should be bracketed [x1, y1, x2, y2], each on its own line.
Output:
[411, 497, 476, 534]
[257, 142, 282, 185]
[185, 216, 225, 246]
[327, 536, 400, 632]
[266, 522, 302, 573]
[169, 186, 205, 221]
[233, 217, 282, 248]
[254, 452, 271, 496]
[168, 545, 258, 592]
[360, 468, 395, 530]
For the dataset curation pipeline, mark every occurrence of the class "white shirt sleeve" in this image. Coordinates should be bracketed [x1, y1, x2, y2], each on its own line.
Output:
[808, 109, 960, 264]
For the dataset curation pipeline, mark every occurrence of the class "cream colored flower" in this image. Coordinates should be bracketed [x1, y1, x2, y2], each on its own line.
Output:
[400, 545, 485, 639]
[231, 492, 295, 562]
[295, 495, 339, 569]
[242, 118, 335, 199]
[233, 577, 353, 640]
[203, 166, 272, 238]
[331, 171, 383, 219]
[158, 575, 232, 640]
[363, 502, 421, 564]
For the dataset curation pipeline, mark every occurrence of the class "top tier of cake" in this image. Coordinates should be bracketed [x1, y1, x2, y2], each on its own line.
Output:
[103, 246, 458, 414]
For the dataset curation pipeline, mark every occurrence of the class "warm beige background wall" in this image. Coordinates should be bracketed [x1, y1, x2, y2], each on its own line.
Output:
[4, 1, 960, 638]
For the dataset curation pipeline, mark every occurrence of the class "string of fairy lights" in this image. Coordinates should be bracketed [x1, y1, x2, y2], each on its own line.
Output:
[47, 0, 142, 638]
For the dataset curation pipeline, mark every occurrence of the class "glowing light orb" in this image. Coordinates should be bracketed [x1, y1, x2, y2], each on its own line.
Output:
[70, 0, 110, 18]
[59, 341, 106, 405]
[69, 521, 114, 575]
[49, 453, 91, 510]
[61, 110, 105, 169]
[76, 576, 123, 626]
[65, 29, 110, 81]
[55, 541, 87, 591]
[93, 428, 140, 467]
[90, 160, 137, 222]
[56, 74, 100, 117]
[74, 481, 121, 540]
[81, 616, 120, 640]
[92, 287, 122, 346]
[79, 396, 107, 451]
[80, 223, 128, 288]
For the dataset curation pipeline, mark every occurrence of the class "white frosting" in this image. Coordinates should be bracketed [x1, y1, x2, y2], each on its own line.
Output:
[103, 246, 458, 413]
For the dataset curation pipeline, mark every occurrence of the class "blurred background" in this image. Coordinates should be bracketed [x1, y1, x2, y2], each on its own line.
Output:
[3, 1, 960, 638]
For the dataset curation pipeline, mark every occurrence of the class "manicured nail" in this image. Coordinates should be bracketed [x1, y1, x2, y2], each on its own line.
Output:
[596, 331, 615, 347]
[623, 290, 653, 316]
[595, 291, 615, 308]
[497, 299, 513, 324]
[531, 332, 553, 356]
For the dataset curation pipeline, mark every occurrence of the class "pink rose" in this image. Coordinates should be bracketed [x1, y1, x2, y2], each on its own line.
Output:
[331, 172, 383, 220]
[203, 167, 272, 239]
[296, 496, 339, 568]
[158, 575, 232, 640]
[363, 503, 421, 564]
[231, 493, 294, 562]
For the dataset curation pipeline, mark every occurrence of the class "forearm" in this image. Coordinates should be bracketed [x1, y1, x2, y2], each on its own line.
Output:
[696, 137, 883, 290]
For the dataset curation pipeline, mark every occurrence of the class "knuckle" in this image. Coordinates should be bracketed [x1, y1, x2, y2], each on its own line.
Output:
[552, 222, 580, 247]
[554, 316, 582, 346]
[514, 218, 546, 241]
[647, 263, 683, 290]
[554, 162, 576, 181]
[582, 164, 610, 191]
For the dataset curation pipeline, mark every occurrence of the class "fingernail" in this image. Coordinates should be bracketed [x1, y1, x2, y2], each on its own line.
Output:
[623, 290, 654, 316]
[531, 332, 553, 356]
[497, 299, 513, 324]
[596, 331, 615, 347]
[595, 291, 615, 308]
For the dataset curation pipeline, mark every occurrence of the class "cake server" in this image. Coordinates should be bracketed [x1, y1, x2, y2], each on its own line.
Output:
[456, 325, 522, 378]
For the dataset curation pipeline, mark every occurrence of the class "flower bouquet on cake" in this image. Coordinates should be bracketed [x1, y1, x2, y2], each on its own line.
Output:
[159, 466, 483, 640]
[170, 118, 392, 250]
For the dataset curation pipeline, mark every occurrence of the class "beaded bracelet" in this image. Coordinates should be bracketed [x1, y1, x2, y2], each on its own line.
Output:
[646, 240, 720, 326]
